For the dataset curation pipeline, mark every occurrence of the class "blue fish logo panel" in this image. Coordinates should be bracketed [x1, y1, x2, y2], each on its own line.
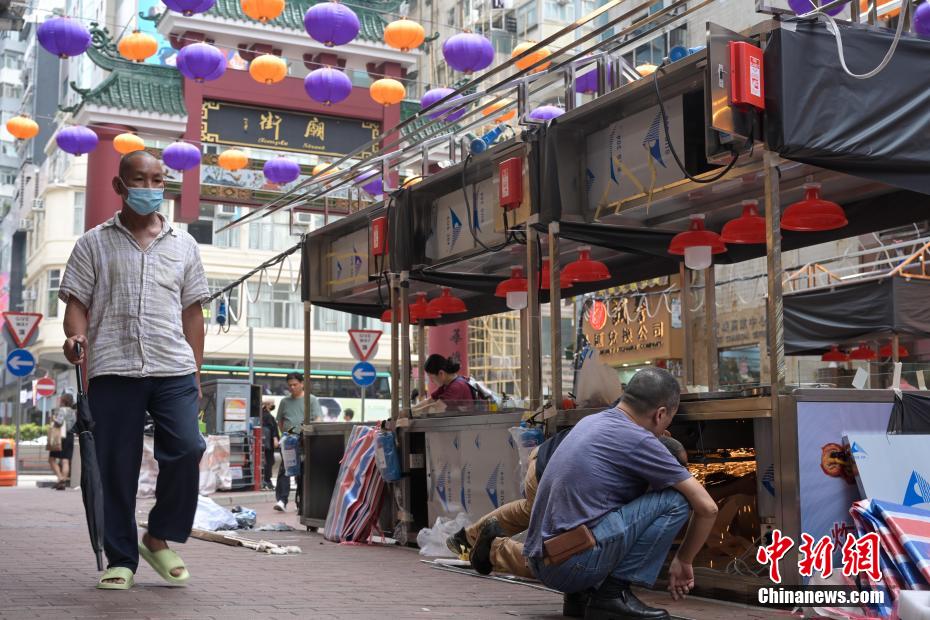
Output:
[903, 470, 930, 507]
[643, 111, 667, 168]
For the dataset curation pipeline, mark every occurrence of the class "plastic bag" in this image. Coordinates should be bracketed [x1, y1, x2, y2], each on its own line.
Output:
[416, 513, 471, 557]
[231, 505, 257, 529]
[509, 425, 544, 494]
[574, 347, 623, 408]
[192, 495, 238, 531]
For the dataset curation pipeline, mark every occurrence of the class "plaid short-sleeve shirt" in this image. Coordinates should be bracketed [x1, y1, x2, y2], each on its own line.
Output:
[59, 212, 210, 380]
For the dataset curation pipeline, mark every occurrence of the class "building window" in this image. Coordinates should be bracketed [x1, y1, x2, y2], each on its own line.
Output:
[517, 1, 538, 37]
[73, 191, 85, 235]
[248, 211, 292, 251]
[313, 307, 379, 332]
[47, 269, 61, 318]
[187, 203, 241, 248]
[249, 283, 303, 329]
[544, 0, 574, 21]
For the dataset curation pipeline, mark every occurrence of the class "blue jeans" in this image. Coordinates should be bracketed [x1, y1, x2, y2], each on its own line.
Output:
[529, 489, 691, 593]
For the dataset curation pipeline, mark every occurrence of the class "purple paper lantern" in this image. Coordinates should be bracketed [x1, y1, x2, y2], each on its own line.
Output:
[304, 67, 353, 105]
[528, 105, 564, 122]
[162, 142, 201, 171]
[163, 0, 216, 16]
[176, 42, 227, 83]
[787, 0, 847, 16]
[354, 170, 383, 197]
[304, 2, 360, 47]
[915, 1, 930, 36]
[55, 126, 98, 155]
[420, 87, 466, 122]
[576, 63, 612, 94]
[263, 157, 301, 184]
[37, 17, 91, 59]
[442, 32, 494, 74]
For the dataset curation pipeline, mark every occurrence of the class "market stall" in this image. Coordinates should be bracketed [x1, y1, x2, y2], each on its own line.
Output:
[294, 11, 930, 600]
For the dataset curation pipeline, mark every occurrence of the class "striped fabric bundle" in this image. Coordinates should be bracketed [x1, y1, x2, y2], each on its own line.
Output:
[849, 499, 930, 618]
[323, 426, 386, 543]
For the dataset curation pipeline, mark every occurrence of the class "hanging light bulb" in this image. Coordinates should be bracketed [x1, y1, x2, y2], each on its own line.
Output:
[561, 247, 610, 283]
[668, 214, 726, 270]
[495, 266, 528, 310]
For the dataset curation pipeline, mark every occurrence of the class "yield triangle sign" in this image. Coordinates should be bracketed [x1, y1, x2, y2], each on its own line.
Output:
[348, 329, 382, 362]
[3, 312, 42, 348]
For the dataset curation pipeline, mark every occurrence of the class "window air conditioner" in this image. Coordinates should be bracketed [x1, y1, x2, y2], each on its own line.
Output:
[215, 204, 237, 218]
[294, 211, 315, 226]
[31, 199, 44, 212]
[18, 219, 33, 231]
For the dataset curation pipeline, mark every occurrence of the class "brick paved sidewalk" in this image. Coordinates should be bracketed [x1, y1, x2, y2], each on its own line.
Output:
[0, 486, 795, 620]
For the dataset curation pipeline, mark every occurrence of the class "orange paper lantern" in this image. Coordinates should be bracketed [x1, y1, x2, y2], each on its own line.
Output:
[481, 99, 516, 123]
[6, 115, 39, 140]
[369, 78, 406, 106]
[384, 17, 425, 52]
[313, 162, 337, 176]
[241, 0, 285, 23]
[511, 41, 551, 72]
[117, 30, 158, 62]
[112, 133, 145, 154]
[218, 149, 249, 171]
[859, 0, 900, 18]
[249, 54, 287, 84]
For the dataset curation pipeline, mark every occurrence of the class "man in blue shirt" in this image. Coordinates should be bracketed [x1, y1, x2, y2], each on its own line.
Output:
[523, 367, 718, 620]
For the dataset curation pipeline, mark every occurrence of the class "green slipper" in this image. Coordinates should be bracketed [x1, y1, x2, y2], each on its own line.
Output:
[138, 543, 190, 586]
[96, 567, 134, 590]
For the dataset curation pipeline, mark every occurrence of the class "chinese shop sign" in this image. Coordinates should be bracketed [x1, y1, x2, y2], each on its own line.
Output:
[583, 294, 682, 365]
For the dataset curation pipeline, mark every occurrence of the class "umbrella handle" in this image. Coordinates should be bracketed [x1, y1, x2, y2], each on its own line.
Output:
[74, 342, 87, 398]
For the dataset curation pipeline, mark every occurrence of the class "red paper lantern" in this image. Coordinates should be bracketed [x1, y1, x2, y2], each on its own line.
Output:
[668, 214, 726, 270]
[562, 247, 610, 283]
[781, 183, 847, 232]
[821, 345, 849, 363]
[427, 287, 467, 315]
[721, 200, 766, 245]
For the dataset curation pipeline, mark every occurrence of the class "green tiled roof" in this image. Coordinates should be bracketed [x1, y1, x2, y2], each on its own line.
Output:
[61, 23, 186, 116]
[81, 71, 186, 116]
[208, 0, 403, 43]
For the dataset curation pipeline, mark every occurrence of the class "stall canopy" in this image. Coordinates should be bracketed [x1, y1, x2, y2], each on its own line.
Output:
[766, 21, 930, 196]
[783, 278, 930, 355]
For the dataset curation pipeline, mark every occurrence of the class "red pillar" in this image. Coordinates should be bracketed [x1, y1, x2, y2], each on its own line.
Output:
[428, 321, 469, 376]
[85, 123, 133, 231]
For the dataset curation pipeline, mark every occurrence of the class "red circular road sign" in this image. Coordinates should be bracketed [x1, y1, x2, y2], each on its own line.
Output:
[35, 377, 56, 398]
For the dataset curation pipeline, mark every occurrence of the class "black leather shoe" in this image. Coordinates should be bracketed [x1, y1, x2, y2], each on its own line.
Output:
[563, 590, 591, 617]
[584, 589, 670, 620]
[446, 527, 472, 558]
[469, 518, 504, 575]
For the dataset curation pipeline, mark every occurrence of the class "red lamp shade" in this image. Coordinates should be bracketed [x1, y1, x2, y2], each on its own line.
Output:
[848, 344, 877, 361]
[380, 309, 392, 323]
[409, 292, 441, 321]
[562, 247, 611, 283]
[668, 214, 726, 270]
[821, 345, 849, 362]
[781, 183, 847, 232]
[721, 200, 766, 245]
[879, 342, 909, 358]
[495, 266, 529, 310]
[427, 287, 467, 315]
[540, 259, 573, 290]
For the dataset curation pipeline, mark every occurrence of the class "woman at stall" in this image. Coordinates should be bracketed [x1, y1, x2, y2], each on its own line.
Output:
[419, 354, 474, 411]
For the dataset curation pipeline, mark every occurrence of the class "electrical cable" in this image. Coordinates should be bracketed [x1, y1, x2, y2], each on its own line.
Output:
[461, 153, 512, 253]
[791, 0, 907, 80]
[652, 64, 748, 184]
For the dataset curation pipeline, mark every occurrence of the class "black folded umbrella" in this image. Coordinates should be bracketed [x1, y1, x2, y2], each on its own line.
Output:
[74, 343, 104, 571]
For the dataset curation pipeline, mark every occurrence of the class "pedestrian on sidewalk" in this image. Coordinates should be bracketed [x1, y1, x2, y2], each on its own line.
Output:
[60, 150, 209, 591]
[275, 373, 322, 513]
[261, 400, 279, 490]
[47, 393, 77, 490]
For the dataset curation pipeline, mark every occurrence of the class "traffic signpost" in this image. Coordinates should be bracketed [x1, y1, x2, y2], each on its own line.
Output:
[2, 312, 42, 348]
[36, 377, 55, 398]
[351, 360, 377, 422]
[6, 349, 35, 377]
[348, 329, 382, 362]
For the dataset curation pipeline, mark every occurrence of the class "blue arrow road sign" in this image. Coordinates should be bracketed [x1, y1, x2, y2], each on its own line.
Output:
[351, 361, 377, 388]
[6, 348, 35, 377]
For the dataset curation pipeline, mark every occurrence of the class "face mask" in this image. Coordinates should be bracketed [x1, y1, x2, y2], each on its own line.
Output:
[120, 180, 163, 216]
